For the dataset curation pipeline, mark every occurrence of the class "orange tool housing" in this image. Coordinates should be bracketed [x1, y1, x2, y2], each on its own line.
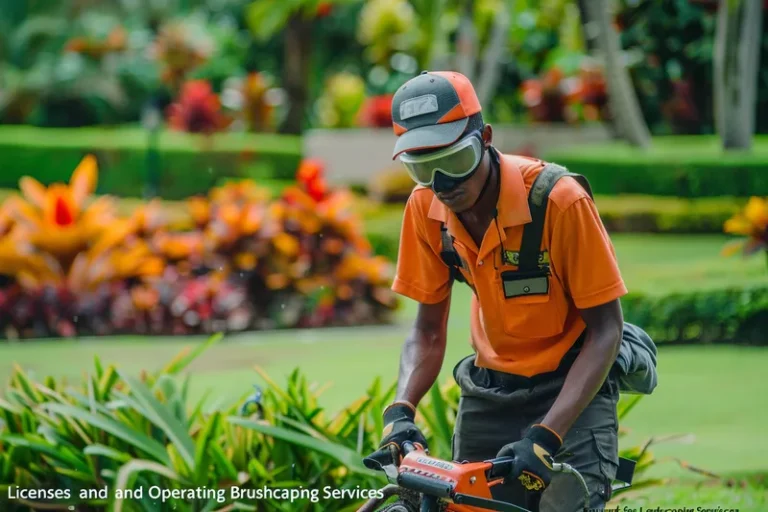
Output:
[398, 451, 505, 512]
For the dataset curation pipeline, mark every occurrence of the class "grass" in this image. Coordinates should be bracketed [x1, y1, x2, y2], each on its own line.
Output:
[614, 472, 767, 511]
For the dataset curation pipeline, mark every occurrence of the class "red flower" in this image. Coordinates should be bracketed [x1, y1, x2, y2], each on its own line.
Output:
[296, 158, 324, 185]
[54, 196, 75, 226]
[294, 159, 331, 202]
[316, 3, 333, 18]
[306, 177, 328, 203]
[167, 80, 231, 134]
[358, 95, 394, 128]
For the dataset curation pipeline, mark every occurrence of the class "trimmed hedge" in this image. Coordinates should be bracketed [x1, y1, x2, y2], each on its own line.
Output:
[0, 126, 303, 199]
[597, 195, 744, 233]
[362, 196, 746, 260]
[622, 287, 768, 346]
[542, 136, 768, 197]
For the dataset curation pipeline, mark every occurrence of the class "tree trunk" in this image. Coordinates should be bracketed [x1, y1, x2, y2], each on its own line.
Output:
[583, 0, 651, 148]
[455, 2, 477, 82]
[713, 0, 763, 150]
[476, 3, 510, 109]
[280, 14, 313, 135]
[426, 0, 450, 70]
[575, 0, 598, 53]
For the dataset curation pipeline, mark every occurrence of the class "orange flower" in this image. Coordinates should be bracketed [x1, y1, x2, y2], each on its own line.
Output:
[336, 283, 353, 300]
[235, 252, 258, 270]
[9, 155, 116, 259]
[187, 196, 210, 226]
[272, 233, 299, 257]
[266, 273, 290, 290]
[322, 238, 345, 255]
[132, 285, 160, 311]
[155, 232, 205, 260]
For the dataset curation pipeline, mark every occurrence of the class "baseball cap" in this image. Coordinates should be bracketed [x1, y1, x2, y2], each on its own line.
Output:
[391, 71, 482, 159]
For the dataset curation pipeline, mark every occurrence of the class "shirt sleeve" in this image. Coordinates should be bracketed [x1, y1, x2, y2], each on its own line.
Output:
[550, 196, 628, 309]
[391, 195, 452, 304]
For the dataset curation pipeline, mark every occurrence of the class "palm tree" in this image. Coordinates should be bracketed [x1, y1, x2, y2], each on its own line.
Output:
[713, 0, 764, 150]
[581, 0, 651, 148]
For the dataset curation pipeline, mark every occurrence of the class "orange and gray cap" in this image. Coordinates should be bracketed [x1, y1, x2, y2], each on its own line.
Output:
[391, 71, 482, 159]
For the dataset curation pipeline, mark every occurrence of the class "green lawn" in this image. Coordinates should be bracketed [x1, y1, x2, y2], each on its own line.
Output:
[1, 233, 766, 506]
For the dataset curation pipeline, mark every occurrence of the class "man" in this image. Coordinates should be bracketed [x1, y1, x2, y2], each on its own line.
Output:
[377, 71, 627, 511]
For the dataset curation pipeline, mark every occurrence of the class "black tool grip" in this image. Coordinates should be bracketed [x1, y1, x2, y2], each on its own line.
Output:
[401, 441, 418, 455]
[363, 445, 398, 471]
[398, 471, 454, 498]
[487, 456, 517, 480]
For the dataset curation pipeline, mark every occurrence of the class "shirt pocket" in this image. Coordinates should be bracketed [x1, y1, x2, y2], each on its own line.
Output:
[497, 271, 567, 338]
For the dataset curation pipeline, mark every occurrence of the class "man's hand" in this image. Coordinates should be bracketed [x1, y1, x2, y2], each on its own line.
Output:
[379, 401, 428, 453]
[497, 424, 562, 492]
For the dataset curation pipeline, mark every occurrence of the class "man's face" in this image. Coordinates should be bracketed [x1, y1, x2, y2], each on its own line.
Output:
[431, 124, 493, 213]
[434, 150, 490, 213]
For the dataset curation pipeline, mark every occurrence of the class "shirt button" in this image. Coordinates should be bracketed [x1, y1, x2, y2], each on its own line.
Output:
[478, 260, 484, 266]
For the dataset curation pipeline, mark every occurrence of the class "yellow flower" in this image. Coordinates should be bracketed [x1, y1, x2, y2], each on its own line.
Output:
[724, 197, 768, 236]
[743, 197, 768, 231]
[722, 197, 768, 259]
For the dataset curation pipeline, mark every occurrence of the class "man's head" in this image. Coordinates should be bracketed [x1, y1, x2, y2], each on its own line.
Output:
[391, 71, 493, 213]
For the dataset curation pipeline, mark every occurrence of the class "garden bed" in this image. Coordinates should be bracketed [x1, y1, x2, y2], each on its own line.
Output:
[0, 157, 398, 340]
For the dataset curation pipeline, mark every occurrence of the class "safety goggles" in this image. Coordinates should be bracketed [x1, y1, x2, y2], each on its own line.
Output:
[399, 131, 483, 187]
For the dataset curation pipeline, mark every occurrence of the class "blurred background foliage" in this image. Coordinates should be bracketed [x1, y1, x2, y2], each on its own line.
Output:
[3, 0, 766, 134]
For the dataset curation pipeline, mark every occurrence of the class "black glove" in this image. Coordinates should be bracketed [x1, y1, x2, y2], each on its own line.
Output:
[497, 424, 562, 492]
[378, 401, 428, 453]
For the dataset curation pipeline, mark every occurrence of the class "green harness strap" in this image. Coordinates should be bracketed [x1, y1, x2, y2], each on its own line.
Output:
[517, 163, 594, 273]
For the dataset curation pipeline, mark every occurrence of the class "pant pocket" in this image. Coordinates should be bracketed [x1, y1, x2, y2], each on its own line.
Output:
[591, 427, 619, 502]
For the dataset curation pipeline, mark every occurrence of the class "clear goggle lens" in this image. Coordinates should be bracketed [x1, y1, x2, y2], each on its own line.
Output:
[399, 134, 483, 186]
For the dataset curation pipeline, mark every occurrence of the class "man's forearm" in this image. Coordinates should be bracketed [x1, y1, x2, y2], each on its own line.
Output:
[396, 327, 447, 407]
[542, 325, 622, 438]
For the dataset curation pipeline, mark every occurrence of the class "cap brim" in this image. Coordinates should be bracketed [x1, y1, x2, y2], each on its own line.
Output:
[392, 118, 469, 159]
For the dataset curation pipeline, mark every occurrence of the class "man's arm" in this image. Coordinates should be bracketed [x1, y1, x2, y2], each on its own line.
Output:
[395, 295, 452, 406]
[541, 298, 624, 438]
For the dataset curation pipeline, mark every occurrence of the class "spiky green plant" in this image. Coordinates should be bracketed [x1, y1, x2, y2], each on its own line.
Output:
[1, 334, 684, 511]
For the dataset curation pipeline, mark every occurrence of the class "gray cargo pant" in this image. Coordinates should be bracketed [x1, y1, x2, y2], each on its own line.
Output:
[451, 354, 620, 512]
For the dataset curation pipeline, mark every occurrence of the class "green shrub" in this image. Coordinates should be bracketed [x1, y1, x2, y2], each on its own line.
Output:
[598, 196, 744, 234]
[0, 126, 303, 199]
[542, 136, 768, 197]
[362, 198, 746, 262]
[0, 335, 669, 511]
[622, 287, 768, 345]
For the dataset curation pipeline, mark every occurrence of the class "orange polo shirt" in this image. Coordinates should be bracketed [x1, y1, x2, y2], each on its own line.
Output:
[392, 152, 628, 377]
